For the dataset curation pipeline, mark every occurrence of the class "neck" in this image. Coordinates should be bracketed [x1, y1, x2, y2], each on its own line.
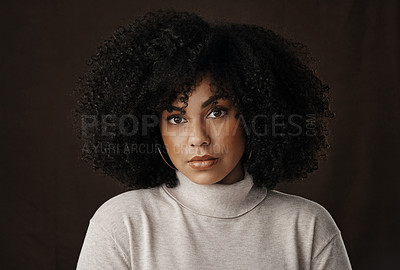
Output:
[217, 162, 245, 185]
[162, 167, 268, 218]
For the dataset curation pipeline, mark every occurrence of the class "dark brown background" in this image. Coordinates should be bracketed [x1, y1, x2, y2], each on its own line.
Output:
[2, 0, 399, 269]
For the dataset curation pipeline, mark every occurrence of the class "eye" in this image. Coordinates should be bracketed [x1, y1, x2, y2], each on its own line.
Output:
[165, 107, 228, 125]
[207, 107, 227, 119]
[166, 115, 187, 125]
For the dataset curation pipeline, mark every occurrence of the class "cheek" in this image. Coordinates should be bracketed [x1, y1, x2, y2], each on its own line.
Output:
[160, 129, 186, 163]
[212, 119, 245, 156]
[160, 122, 178, 144]
[162, 134, 177, 154]
[214, 118, 244, 143]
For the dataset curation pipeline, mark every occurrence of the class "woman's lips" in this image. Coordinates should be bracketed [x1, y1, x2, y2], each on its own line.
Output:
[188, 158, 219, 170]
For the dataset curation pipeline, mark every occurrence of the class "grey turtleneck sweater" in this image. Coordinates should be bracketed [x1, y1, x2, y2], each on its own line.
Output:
[77, 169, 352, 269]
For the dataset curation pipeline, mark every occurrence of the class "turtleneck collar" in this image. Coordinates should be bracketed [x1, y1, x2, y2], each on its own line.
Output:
[161, 168, 268, 219]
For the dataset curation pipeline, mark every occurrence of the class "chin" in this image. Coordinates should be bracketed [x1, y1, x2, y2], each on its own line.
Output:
[185, 171, 222, 185]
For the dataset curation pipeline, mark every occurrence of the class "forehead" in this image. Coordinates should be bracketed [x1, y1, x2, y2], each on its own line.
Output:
[169, 76, 230, 111]
[168, 91, 231, 115]
[171, 78, 213, 107]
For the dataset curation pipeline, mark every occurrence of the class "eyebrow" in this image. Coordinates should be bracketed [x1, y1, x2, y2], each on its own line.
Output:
[168, 94, 225, 112]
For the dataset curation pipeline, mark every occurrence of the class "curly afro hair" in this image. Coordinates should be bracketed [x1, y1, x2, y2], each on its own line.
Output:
[73, 9, 335, 190]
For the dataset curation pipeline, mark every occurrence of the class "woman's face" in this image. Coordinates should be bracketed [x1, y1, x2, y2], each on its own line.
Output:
[159, 74, 246, 185]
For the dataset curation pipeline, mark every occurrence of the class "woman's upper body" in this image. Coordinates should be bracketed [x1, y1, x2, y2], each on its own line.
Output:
[77, 168, 351, 269]
[74, 9, 351, 270]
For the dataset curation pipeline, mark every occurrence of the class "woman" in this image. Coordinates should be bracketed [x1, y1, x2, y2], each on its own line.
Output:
[74, 9, 352, 269]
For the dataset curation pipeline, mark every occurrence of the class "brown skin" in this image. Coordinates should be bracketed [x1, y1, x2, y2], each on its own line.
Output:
[159, 74, 246, 185]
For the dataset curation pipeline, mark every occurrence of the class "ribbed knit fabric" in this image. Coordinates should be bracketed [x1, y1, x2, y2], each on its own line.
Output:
[77, 169, 352, 269]
[163, 169, 267, 218]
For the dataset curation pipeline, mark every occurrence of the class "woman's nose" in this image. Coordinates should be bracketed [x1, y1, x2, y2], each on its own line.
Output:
[188, 120, 211, 147]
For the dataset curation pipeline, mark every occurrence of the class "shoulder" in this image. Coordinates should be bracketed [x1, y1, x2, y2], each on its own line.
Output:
[89, 186, 164, 231]
[261, 191, 351, 267]
[262, 189, 341, 239]
[266, 190, 334, 215]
